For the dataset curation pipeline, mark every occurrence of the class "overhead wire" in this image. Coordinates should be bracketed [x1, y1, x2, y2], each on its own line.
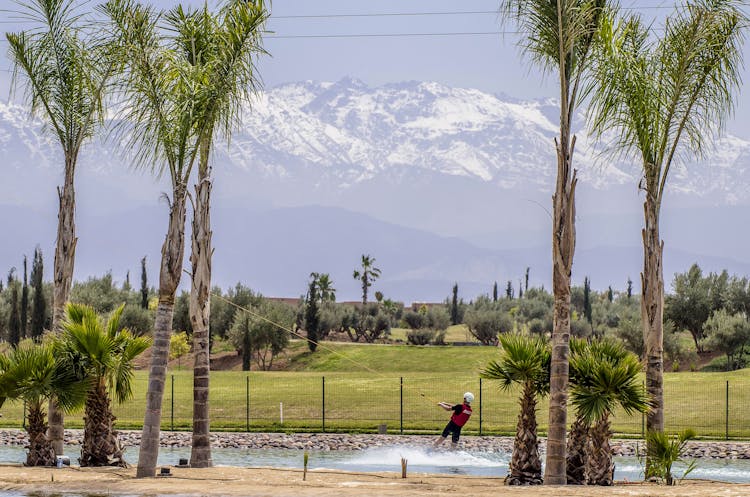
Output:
[210, 289, 444, 405]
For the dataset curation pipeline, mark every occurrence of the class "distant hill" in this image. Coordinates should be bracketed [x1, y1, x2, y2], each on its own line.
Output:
[1, 78, 749, 301]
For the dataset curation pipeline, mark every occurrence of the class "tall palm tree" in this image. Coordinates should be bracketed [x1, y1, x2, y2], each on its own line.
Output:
[58, 303, 150, 467]
[498, 0, 609, 482]
[567, 339, 649, 485]
[480, 334, 550, 485]
[6, 0, 114, 456]
[102, 0, 206, 477]
[0, 341, 87, 466]
[587, 0, 747, 454]
[169, 0, 268, 468]
[352, 254, 381, 306]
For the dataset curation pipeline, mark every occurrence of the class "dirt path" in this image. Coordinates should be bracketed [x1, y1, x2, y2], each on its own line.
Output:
[0, 465, 748, 497]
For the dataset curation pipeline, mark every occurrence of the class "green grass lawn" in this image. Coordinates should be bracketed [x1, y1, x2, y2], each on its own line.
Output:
[1, 342, 747, 438]
[388, 325, 478, 344]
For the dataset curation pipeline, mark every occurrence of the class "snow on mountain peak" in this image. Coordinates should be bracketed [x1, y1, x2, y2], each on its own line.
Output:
[1, 78, 749, 203]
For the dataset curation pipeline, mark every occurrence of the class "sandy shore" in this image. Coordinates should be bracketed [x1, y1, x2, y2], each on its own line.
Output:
[0, 465, 748, 497]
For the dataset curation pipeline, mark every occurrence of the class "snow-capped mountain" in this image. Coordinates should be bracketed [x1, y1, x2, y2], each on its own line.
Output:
[3, 78, 750, 206]
[2, 78, 750, 300]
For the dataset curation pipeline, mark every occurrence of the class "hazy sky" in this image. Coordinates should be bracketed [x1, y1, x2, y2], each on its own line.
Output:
[0, 0, 748, 136]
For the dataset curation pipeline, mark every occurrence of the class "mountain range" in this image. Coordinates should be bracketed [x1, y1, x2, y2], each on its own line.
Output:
[1, 78, 749, 302]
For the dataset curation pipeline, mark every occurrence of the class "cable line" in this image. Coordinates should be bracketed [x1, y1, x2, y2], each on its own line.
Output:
[210, 288, 443, 405]
[271, 6, 676, 19]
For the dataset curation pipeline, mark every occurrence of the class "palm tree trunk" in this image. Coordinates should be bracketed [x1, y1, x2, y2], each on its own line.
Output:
[136, 185, 188, 478]
[508, 382, 542, 485]
[546, 130, 577, 485]
[81, 380, 125, 467]
[189, 144, 213, 469]
[49, 155, 78, 457]
[26, 402, 55, 467]
[642, 194, 664, 466]
[566, 415, 589, 485]
[585, 413, 614, 486]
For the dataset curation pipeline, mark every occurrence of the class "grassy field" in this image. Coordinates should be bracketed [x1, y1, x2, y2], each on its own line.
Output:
[388, 325, 478, 344]
[1, 341, 747, 438]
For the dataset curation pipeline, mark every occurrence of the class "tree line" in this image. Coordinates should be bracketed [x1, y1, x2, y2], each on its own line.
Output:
[6, 255, 750, 376]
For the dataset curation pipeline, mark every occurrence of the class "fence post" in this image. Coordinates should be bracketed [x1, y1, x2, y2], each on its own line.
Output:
[322, 376, 326, 433]
[726, 380, 729, 441]
[400, 377, 403, 435]
[171, 374, 175, 432]
[479, 377, 483, 436]
[246, 375, 250, 432]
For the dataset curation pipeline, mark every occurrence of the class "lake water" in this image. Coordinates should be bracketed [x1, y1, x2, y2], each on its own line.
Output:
[2, 445, 750, 483]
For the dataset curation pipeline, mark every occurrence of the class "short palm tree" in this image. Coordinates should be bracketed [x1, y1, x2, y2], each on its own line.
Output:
[566, 338, 630, 484]
[6, 0, 114, 456]
[0, 341, 87, 466]
[569, 340, 649, 485]
[58, 303, 150, 467]
[481, 334, 550, 485]
[588, 0, 747, 448]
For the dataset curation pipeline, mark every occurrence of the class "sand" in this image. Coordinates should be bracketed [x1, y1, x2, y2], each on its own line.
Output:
[0, 465, 748, 497]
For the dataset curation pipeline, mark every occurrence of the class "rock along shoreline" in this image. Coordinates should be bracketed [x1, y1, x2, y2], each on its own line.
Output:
[1, 429, 749, 460]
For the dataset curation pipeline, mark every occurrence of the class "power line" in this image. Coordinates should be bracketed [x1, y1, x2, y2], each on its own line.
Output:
[270, 6, 674, 20]
[265, 31, 516, 39]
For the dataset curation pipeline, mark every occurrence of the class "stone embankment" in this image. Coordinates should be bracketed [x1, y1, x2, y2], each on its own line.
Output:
[1, 429, 748, 459]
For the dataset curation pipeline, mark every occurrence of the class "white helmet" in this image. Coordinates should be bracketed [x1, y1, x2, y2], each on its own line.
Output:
[463, 392, 475, 403]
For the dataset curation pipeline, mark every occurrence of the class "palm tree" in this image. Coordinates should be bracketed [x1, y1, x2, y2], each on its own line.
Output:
[317, 274, 336, 302]
[102, 0, 206, 477]
[0, 341, 87, 466]
[168, 0, 268, 468]
[567, 339, 649, 485]
[587, 0, 747, 453]
[58, 303, 150, 467]
[498, 0, 609, 482]
[6, 0, 114, 456]
[480, 334, 550, 485]
[352, 255, 381, 306]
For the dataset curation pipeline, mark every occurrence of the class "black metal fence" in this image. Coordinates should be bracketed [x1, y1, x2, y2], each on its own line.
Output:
[4, 374, 747, 439]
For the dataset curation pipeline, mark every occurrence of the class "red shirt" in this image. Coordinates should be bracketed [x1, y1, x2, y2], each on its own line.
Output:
[450, 402, 473, 427]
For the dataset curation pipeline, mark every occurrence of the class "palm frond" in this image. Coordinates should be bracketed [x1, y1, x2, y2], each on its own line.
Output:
[481, 333, 550, 395]
[7, 0, 112, 162]
[589, 0, 747, 201]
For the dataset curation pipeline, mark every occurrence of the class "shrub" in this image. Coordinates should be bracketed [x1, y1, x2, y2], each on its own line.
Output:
[464, 309, 513, 345]
[406, 328, 435, 345]
[402, 310, 426, 330]
[645, 429, 697, 485]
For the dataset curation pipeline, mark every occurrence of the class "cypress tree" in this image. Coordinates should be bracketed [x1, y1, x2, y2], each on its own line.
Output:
[140, 256, 148, 309]
[123, 270, 131, 292]
[20, 255, 28, 338]
[30, 248, 46, 339]
[608, 285, 614, 303]
[304, 278, 319, 352]
[583, 277, 592, 325]
[506, 280, 513, 300]
[492, 282, 498, 302]
[518, 279, 523, 299]
[525, 267, 530, 293]
[627, 278, 633, 300]
[450, 283, 459, 325]
[7, 269, 20, 346]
